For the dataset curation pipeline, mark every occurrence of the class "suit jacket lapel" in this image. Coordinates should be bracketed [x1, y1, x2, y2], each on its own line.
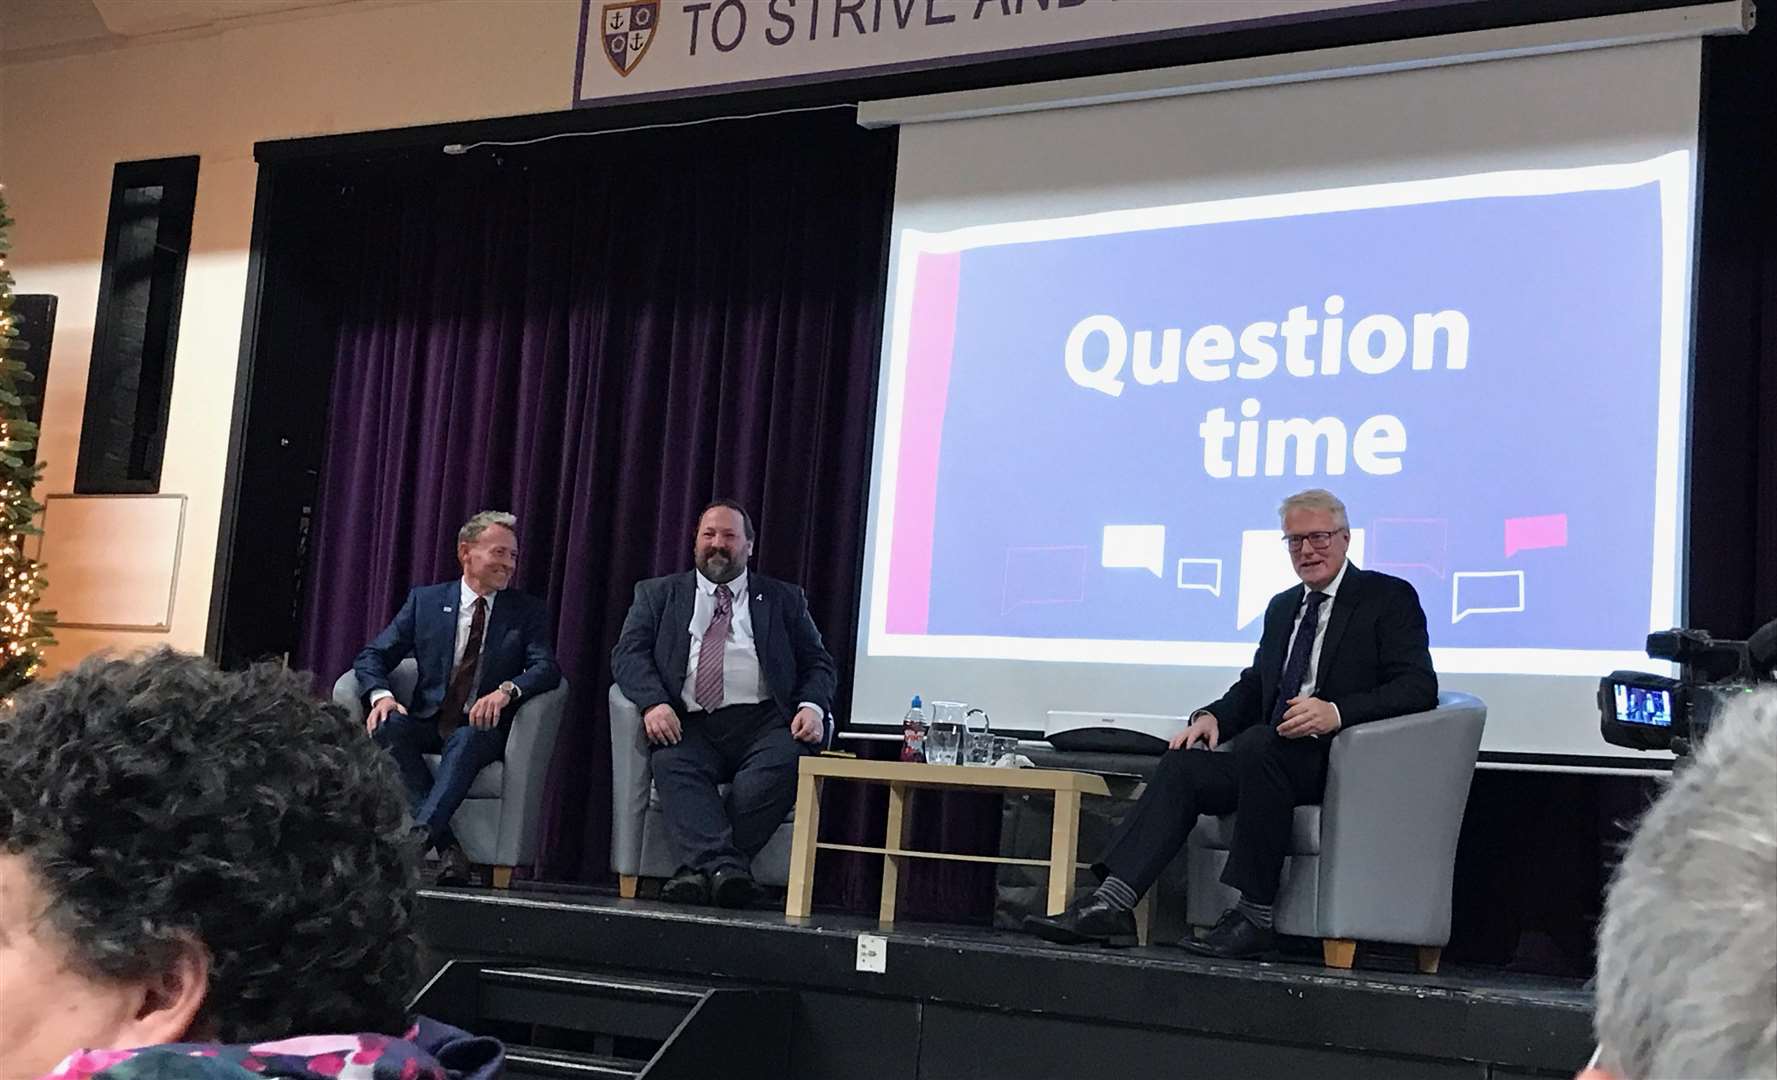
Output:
[430, 581, 458, 679]
[748, 579, 772, 695]
[1318, 566, 1363, 684]
[1261, 590, 1297, 717]
[667, 572, 697, 683]
[478, 590, 513, 692]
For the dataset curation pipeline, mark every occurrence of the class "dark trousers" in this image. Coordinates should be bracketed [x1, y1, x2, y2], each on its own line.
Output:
[373, 712, 509, 853]
[651, 701, 812, 876]
[1095, 724, 1330, 905]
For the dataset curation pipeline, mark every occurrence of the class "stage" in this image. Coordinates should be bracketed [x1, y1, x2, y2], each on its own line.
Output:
[415, 885, 1592, 1080]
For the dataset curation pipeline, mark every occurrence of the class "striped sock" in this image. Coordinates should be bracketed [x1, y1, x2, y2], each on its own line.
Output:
[1093, 876, 1140, 912]
[1235, 895, 1274, 929]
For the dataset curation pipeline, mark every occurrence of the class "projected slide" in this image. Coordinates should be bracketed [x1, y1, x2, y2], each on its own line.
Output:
[868, 155, 1689, 676]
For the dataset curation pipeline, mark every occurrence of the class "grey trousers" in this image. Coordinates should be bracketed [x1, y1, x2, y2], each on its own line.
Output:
[650, 701, 812, 875]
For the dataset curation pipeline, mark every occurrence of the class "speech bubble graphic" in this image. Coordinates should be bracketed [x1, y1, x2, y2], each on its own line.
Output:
[1452, 570, 1526, 624]
[1504, 513, 1568, 558]
[1370, 517, 1449, 578]
[1175, 558, 1223, 596]
[1102, 525, 1165, 578]
[1002, 545, 1088, 613]
[1237, 527, 1366, 629]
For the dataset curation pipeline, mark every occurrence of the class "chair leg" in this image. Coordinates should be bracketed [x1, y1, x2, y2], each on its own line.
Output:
[1415, 946, 1442, 975]
[619, 874, 638, 900]
[491, 866, 513, 889]
[1322, 938, 1357, 969]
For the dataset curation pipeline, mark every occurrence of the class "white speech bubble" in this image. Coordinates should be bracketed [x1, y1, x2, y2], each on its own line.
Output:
[1451, 570, 1525, 624]
[1102, 524, 1165, 578]
[1175, 558, 1223, 596]
[1237, 528, 1366, 629]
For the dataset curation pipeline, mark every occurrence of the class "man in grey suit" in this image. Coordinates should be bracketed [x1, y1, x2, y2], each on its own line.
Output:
[611, 500, 837, 908]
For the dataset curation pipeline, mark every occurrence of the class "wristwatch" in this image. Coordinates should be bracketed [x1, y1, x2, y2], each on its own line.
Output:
[499, 680, 521, 701]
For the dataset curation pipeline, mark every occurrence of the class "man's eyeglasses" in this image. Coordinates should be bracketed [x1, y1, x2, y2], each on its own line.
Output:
[1283, 530, 1345, 552]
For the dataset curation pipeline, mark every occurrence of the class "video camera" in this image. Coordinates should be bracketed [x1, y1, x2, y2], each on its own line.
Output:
[1599, 618, 1777, 755]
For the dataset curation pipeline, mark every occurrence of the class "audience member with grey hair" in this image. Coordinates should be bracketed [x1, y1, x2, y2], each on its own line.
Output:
[1579, 688, 1777, 1080]
[354, 509, 560, 884]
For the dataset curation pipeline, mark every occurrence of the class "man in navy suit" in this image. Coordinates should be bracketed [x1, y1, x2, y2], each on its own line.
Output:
[355, 510, 560, 884]
[1025, 489, 1437, 957]
[611, 500, 837, 908]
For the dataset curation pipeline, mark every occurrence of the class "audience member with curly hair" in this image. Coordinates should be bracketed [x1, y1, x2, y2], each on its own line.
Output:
[0, 650, 504, 1080]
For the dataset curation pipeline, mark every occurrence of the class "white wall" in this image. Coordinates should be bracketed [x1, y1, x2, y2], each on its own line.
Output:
[0, 0, 580, 669]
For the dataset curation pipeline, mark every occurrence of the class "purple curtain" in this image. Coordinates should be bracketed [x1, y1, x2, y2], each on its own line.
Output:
[289, 112, 998, 915]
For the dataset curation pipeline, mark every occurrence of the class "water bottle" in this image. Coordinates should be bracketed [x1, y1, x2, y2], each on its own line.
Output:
[901, 694, 927, 763]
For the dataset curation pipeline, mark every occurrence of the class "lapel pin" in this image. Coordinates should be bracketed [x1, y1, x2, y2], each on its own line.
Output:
[443, 606, 453, 614]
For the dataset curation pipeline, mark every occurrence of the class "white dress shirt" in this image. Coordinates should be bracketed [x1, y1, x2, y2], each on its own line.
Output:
[1287, 558, 1347, 701]
[682, 569, 766, 714]
[370, 579, 495, 708]
[681, 569, 825, 722]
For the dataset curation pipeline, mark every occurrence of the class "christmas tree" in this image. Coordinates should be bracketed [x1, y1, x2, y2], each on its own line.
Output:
[0, 186, 56, 697]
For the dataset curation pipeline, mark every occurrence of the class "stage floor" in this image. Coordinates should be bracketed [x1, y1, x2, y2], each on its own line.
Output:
[418, 884, 1593, 1080]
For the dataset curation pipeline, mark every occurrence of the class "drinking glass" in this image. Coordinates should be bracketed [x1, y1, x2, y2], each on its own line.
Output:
[991, 736, 1019, 766]
[963, 730, 995, 767]
[926, 722, 962, 765]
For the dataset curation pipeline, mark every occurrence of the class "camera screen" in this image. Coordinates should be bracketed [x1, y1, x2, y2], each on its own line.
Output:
[1614, 684, 1673, 727]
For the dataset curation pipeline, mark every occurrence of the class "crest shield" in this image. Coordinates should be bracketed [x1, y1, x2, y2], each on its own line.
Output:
[601, 2, 659, 78]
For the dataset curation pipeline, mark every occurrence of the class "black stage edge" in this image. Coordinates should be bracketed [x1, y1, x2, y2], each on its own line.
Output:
[419, 888, 1592, 1080]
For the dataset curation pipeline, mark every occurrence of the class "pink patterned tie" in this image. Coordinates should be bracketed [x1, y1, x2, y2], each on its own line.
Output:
[693, 584, 732, 712]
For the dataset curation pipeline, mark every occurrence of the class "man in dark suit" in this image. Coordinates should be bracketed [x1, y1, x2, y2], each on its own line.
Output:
[355, 510, 561, 884]
[1025, 488, 1437, 957]
[611, 499, 838, 908]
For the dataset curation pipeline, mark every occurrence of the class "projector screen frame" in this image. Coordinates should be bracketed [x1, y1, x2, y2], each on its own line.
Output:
[844, 34, 1712, 771]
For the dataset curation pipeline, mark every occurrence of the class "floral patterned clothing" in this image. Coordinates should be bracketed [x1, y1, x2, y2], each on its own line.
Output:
[40, 1018, 503, 1080]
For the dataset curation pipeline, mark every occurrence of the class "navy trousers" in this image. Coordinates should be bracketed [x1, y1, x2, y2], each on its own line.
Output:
[374, 711, 509, 853]
[650, 701, 813, 876]
[1095, 724, 1329, 905]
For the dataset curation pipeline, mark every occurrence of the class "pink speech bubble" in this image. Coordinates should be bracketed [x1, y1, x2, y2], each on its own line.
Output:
[1504, 513, 1568, 558]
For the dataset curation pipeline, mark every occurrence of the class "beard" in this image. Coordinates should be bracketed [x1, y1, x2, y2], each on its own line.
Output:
[696, 546, 745, 584]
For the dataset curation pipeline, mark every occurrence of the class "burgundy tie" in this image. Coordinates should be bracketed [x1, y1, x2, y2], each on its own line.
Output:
[437, 597, 487, 738]
[693, 585, 732, 712]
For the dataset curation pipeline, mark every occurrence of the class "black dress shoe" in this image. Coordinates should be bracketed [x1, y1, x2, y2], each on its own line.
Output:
[660, 867, 711, 905]
[435, 844, 473, 887]
[1175, 908, 1276, 960]
[1022, 895, 1138, 948]
[710, 867, 761, 909]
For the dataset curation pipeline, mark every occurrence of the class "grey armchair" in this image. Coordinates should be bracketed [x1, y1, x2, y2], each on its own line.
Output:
[607, 683, 799, 897]
[1184, 691, 1486, 972]
[334, 660, 569, 887]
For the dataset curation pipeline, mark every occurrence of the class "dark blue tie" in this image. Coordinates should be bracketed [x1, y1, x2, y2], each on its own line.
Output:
[1270, 590, 1328, 727]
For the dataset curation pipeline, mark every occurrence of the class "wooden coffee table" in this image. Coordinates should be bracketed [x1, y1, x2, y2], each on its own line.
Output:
[784, 756, 1113, 923]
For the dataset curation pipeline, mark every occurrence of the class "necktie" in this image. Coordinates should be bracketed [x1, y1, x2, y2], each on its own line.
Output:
[694, 585, 732, 713]
[1269, 590, 1327, 727]
[438, 596, 487, 737]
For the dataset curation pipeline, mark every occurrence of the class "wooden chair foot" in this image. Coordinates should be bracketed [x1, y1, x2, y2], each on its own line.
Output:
[491, 866, 514, 889]
[1322, 938, 1357, 969]
[1415, 946, 1442, 974]
[619, 874, 638, 899]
